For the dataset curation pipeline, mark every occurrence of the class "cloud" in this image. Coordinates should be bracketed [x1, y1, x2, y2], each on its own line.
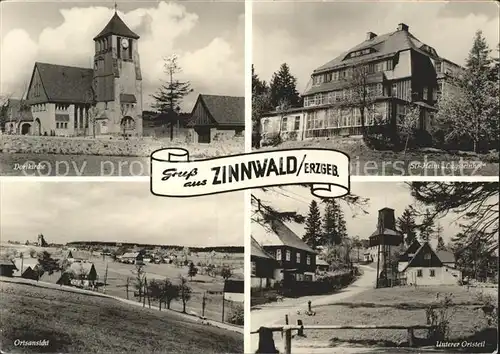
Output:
[0, 2, 244, 110]
[0, 181, 244, 247]
[253, 1, 499, 92]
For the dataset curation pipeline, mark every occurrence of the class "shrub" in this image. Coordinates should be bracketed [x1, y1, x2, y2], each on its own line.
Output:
[261, 133, 282, 147]
[426, 293, 457, 342]
[475, 292, 498, 328]
[227, 304, 244, 325]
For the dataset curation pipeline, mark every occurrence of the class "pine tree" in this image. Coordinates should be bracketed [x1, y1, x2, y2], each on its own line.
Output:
[322, 200, 337, 245]
[419, 209, 436, 243]
[269, 63, 301, 108]
[396, 206, 418, 246]
[151, 54, 193, 140]
[436, 236, 446, 251]
[303, 200, 322, 249]
[252, 65, 268, 96]
[435, 30, 498, 152]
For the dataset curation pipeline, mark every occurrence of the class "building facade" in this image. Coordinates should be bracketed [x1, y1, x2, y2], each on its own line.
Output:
[261, 23, 463, 142]
[251, 236, 277, 289]
[190, 94, 244, 143]
[399, 242, 462, 286]
[252, 211, 318, 286]
[20, 12, 143, 137]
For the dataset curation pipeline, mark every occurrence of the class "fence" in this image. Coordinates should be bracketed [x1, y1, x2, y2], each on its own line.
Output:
[252, 322, 437, 354]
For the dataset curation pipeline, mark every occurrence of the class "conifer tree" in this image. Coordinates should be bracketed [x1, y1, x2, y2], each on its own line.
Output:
[303, 200, 322, 249]
[269, 63, 301, 108]
[397, 206, 418, 246]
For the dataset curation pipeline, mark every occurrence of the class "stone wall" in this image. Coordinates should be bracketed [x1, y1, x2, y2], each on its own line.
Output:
[0, 135, 244, 157]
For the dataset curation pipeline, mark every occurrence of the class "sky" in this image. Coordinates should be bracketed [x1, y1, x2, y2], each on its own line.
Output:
[253, 1, 500, 92]
[251, 182, 498, 248]
[0, 0, 244, 111]
[0, 181, 244, 246]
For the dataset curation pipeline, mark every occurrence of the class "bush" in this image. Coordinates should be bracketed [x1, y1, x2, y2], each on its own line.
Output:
[227, 304, 244, 326]
[260, 133, 282, 147]
[426, 293, 457, 342]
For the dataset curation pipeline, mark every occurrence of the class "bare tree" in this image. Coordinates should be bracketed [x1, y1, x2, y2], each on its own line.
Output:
[339, 64, 378, 137]
[132, 264, 146, 302]
[397, 104, 420, 156]
[178, 275, 192, 313]
[85, 87, 99, 138]
[0, 93, 12, 133]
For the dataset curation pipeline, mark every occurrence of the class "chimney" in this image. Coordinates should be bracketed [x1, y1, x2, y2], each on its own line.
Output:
[397, 23, 409, 31]
[377, 208, 396, 232]
[366, 32, 377, 40]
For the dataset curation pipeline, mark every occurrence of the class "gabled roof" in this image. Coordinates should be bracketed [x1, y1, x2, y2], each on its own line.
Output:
[252, 210, 317, 254]
[0, 258, 17, 268]
[369, 228, 402, 238]
[251, 236, 276, 260]
[121, 252, 140, 258]
[314, 27, 439, 74]
[68, 262, 96, 274]
[31, 62, 93, 103]
[401, 242, 442, 272]
[94, 13, 139, 40]
[12, 258, 38, 276]
[198, 94, 244, 126]
[398, 239, 421, 262]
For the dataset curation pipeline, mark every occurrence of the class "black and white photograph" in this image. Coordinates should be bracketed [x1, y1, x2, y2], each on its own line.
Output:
[250, 182, 498, 353]
[0, 1, 244, 176]
[252, 1, 499, 176]
[0, 181, 244, 353]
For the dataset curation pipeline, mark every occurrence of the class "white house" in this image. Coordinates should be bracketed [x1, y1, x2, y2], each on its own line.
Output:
[399, 241, 462, 286]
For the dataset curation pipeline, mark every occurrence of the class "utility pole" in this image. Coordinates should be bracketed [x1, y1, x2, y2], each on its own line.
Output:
[103, 263, 108, 294]
[221, 291, 225, 323]
[202, 292, 206, 318]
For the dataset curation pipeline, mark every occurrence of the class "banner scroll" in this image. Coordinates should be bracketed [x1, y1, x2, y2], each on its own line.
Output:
[150, 148, 350, 199]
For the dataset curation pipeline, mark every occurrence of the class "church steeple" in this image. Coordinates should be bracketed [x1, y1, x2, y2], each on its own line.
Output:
[93, 12, 139, 41]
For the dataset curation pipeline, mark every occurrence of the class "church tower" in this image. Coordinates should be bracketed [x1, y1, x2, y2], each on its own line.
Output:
[92, 10, 143, 136]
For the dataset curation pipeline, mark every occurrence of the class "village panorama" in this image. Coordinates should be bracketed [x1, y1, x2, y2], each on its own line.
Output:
[250, 181, 498, 354]
[0, 2, 244, 176]
[0, 181, 244, 353]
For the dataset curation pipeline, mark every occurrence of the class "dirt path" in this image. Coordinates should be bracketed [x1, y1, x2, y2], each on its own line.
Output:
[250, 266, 376, 353]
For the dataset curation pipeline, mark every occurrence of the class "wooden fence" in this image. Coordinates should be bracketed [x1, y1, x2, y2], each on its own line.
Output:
[252, 323, 437, 354]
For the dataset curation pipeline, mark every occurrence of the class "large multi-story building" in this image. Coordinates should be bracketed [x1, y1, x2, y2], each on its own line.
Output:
[261, 23, 463, 142]
[11, 11, 143, 137]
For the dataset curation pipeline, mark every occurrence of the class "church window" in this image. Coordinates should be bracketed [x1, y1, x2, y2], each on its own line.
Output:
[129, 39, 133, 59]
[117, 37, 121, 59]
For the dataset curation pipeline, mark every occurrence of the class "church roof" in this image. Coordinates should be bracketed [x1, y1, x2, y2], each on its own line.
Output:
[94, 13, 140, 40]
[32, 62, 93, 104]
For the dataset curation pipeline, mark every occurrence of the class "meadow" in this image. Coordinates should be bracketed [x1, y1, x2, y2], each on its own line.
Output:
[0, 281, 243, 353]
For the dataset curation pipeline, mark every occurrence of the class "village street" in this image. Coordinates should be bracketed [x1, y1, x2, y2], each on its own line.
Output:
[250, 265, 377, 353]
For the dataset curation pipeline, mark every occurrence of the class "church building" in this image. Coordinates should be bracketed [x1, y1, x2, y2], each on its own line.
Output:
[23, 11, 143, 137]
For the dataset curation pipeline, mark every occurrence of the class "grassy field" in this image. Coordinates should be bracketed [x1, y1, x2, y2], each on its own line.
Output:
[0, 281, 243, 353]
[289, 286, 497, 351]
[1, 245, 244, 323]
[258, 139, 499, 176]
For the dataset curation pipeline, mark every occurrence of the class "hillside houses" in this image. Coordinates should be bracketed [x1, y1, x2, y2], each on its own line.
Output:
[58, 262, 98, 287]
[118, 252, 142, 264]
[13, 258, 40, 280]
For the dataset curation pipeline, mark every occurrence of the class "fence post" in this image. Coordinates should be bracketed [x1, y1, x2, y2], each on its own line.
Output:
[284, 327, 292, 354]
[407, 328, 414, 347]
[256, 327, 278, 354]
[285, 314, 289, 325]
[308, 300, 312, 312]
[297, 319, 304, 337]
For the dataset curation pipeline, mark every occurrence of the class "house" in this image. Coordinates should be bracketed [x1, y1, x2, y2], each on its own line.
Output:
[251, 236, 277, 289]
[119, 252, 141, 264]
[0, 259, 18, 277]
[13, 258, 40, 280]
[260, 107, 305, 144]
[223, 279, 244, 302]
[316, 258, 330, 272]
[399, 242, 462, 286]
[252, 210, 318, 286]
[189, 94, 244, 143]
[63, 250, 89, 263]
[261, 23, 464, 142]
[58, 262, 98, 287]
[363, 252, 373, 263]
[21, 11, 142, 137]
[3, 99, 33, 135]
